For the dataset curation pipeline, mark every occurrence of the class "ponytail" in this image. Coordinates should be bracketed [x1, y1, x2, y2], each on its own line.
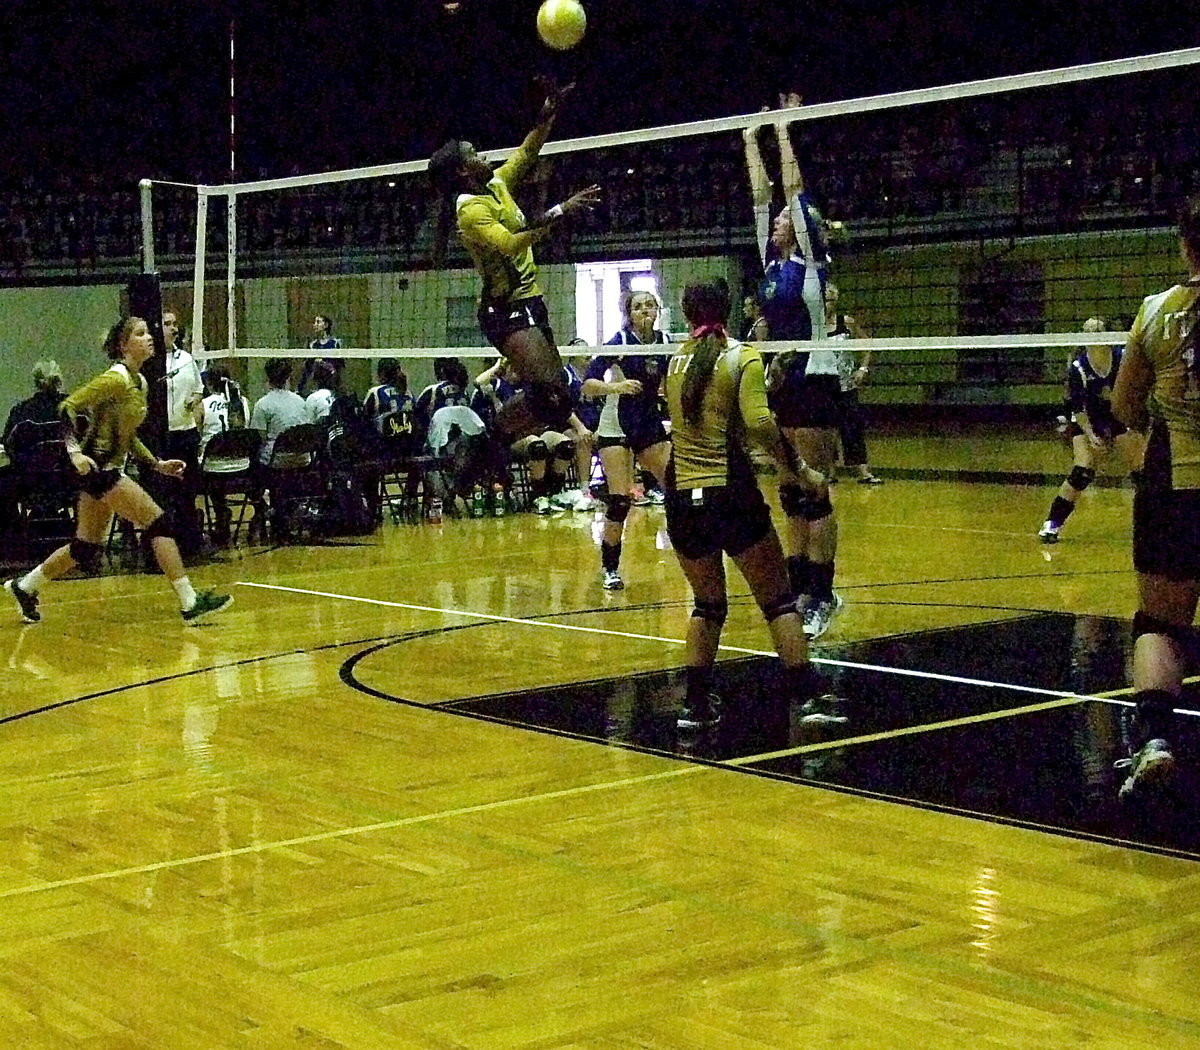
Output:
[680, 280, 733, 424]
[1181, 194, 1200, 380]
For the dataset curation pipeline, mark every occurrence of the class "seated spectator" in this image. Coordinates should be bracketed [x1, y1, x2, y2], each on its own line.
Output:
[305, 360, 338, 424]
[250, 358, 309, 467]
[3, 360, 64, 460]
[415, 357, 471, 442]
[363, 357, 416, 453]
[199, 366, 250, 455]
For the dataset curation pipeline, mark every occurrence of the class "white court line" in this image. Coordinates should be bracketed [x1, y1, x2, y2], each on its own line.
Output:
[238, 581, 1200, 719]
[0, 766, 700, 900]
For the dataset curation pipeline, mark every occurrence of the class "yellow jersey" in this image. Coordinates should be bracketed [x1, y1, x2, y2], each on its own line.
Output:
[456, 145, 541, 306]
[1128, 281, 1200, 486]
[664, 338, 780, 489]
[60, 363, 156, 469]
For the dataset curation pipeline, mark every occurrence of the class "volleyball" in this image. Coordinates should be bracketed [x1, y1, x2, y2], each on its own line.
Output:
[537, 0, 586, 50]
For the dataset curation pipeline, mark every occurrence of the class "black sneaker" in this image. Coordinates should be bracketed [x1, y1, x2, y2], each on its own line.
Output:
[1116, 738, 1175, 800]
[181, 590, 233, 626]
[677, 694, 722, 730]
[4, 578, 40, 623]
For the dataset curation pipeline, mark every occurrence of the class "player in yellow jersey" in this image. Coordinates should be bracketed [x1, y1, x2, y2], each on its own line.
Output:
[662, 279, 836, 730]
[428, 82, 599, 438]
[1111, 193, 1200, 798]
[3, 317, 232, 627]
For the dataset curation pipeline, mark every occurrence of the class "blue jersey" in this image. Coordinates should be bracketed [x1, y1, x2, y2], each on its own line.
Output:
[1067, 347, 1125, 439]
[759, 256, 814, 342]
[587, 328, 670, 435]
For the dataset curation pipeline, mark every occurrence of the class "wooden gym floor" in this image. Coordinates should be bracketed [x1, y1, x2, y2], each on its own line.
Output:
[1, 445, 1198, 1048]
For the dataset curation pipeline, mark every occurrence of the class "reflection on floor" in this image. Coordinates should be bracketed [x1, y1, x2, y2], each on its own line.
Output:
[445, 613, 1200, 858]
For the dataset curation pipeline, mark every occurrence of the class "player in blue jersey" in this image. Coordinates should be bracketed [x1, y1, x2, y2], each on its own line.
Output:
[581, 290, 672, 590]
[1039, 318, 1137, 542]
[744, 118, 841, 639]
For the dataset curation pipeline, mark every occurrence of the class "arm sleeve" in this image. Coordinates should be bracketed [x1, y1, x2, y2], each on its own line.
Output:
[250, 399, 268, 432]
[493, 144, 534, 189]
[130, 437, 157, 465]
[59, 372, 124, 435]
[1066, 362, 1086, 413]
[458, 199, 536, 258]
[737, 352, 787, 459]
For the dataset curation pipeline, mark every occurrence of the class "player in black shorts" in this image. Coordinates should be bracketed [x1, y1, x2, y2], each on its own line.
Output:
[428, 83, 599, 439]
[1111, 194, 1200, 798]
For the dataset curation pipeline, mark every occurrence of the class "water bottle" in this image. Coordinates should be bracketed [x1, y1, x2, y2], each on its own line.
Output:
[471, 485, 486, 518]
[429, 497, 443, 524]
[492, 483, 506, 517]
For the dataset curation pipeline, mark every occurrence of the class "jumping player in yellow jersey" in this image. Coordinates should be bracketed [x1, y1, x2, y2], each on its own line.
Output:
[662, 279, 836, 730]
[428, 82, 600, 438]
[1111, 194, 1200, 799]
[3, 317, 232, 626]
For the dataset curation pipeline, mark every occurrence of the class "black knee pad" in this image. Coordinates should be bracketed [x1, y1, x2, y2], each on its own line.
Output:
[526, 382, 573, 430]
[525, 439, 548, 462]
[1132, 611, 1196, 651]
[779, 483, 808, 517]
[553, 439, 574, 461]
[692, 599, 728, 625]
[606, 494, 631, 524]
[69, 539, 104, 575]
[802, 493, 833, 521]
[763, 594, 799, 622]
[1068, 465, 1096, 491]
[142, 513, 175, 542]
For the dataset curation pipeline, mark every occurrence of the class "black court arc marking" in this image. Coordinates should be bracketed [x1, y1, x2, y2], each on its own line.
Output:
[339, 608, 1200, 863]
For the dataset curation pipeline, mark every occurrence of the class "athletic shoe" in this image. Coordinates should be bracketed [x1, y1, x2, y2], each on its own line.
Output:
[602, 569, 625, 591]
[803, 593, 844, 639]
[573, 492, 600, 512]
[533, 496, 555, 515]
[798, 693, 849, 728]
[646, 489, 666, 505]
[677, 694, 722, 729]
[4, 578, 40, 623]
[1116, 738, 1175, 800]
[632, 493, 652, 506]
[182, 590, 233, 626]
[858, 474, 884, 485]
[1038, 521, 1061, 543]
[551, 488, 581, 508]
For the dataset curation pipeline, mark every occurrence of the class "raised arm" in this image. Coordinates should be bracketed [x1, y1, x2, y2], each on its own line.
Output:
[742, 127, 772, 267]
[774, 119, 805, 199]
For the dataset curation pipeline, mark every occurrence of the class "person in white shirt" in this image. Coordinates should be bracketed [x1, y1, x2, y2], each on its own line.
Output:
[199, 366, 253, 545]
[304, 360, 337, 424]
[157, 311, 206, 555]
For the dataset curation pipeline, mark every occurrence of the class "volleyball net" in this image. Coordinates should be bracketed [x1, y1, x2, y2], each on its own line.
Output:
[140, 47, 1200, 403]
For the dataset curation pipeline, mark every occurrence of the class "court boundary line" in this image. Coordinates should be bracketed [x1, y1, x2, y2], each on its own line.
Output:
[238, 581, 1200, 718]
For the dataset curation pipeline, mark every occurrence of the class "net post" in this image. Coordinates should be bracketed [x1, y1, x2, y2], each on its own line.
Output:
[191, 190, 209, 355]
[138, 178, 155, 274]
[225, 189, 238, 356]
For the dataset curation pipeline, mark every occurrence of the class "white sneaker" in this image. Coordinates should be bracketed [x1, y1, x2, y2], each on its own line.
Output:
[803, 593, 843, 639]
[573, 492, 600, 512]
[646, 489, 665, 505]
[1117, 738, 1175, 800]
[533, 496, 555, 515]
[551, 489, 581, 508]
[602, 569, 625, 590]
[1038, 521, 1060, 543]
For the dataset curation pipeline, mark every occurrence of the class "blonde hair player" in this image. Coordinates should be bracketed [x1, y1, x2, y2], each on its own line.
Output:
[3, 317, 232, 626]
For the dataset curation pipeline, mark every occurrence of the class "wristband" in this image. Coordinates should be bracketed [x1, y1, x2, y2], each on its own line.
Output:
[547, 204, 565, 220]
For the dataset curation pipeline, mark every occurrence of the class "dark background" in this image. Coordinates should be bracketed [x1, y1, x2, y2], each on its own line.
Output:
[0, 0, 1195, 184]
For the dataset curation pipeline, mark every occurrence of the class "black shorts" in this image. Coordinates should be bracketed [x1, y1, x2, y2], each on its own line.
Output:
[479, 296, 556, 353]
[665, 483, 773, 561]
[75, 467, 123, 499]
[596, 421, 669, 456]
[1133, 422, 1200, 579]
[770, 373, 841, 430]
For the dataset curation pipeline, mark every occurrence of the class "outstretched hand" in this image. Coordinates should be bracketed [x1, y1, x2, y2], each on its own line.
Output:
[563, 184, 601, 215]
[537, 77, 576, 122]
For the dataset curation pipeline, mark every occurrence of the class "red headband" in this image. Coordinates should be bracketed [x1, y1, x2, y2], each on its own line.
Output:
[690, 323, 727, 339]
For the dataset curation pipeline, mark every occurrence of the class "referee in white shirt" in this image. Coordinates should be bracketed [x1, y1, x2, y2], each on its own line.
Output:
[159, 311, 206, 555]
